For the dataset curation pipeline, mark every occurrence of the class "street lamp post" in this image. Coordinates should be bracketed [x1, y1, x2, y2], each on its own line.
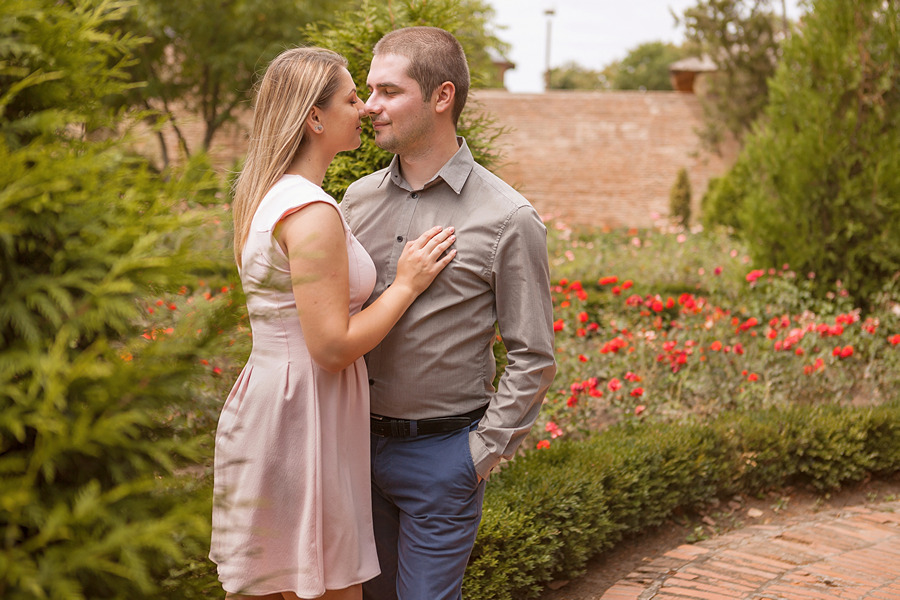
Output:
[544, 8, 555, 91]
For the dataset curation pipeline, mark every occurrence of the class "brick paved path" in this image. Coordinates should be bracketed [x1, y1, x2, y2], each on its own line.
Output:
[600, 501, 900, 600]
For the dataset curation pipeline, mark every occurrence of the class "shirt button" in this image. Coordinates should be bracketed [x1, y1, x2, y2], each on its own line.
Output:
[368, 378, 375, 386]
[411, 192, 419, 199]
[396, 235, 404, 242]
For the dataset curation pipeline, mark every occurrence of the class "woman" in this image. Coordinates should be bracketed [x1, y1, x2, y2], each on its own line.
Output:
[209, 47, 455, 600]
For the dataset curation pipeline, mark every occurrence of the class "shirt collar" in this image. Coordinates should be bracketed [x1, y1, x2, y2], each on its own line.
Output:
[383, 137, 474, 195]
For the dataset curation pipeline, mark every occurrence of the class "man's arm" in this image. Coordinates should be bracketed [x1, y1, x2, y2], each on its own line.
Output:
[469, 206, 557, 480]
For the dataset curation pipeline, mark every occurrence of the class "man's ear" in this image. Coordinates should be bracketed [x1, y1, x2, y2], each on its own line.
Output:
[433, 81, 456, 116]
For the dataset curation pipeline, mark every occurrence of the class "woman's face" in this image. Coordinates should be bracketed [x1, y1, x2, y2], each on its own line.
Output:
[317, 68, 366, 153]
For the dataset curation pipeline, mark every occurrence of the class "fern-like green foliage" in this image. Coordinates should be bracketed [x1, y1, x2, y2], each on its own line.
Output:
[0, 0, 144, 148]
[305, 0, 510, 201]
[0, 1, 231, 597]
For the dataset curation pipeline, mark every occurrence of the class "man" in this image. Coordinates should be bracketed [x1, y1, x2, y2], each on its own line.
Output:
[341, 26, 557, 600]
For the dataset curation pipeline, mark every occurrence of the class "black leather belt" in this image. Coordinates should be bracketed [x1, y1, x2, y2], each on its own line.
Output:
[370, 405, 488, 438]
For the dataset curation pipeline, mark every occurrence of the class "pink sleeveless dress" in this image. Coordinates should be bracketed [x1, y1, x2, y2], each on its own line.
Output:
[210, 174, 379, 597]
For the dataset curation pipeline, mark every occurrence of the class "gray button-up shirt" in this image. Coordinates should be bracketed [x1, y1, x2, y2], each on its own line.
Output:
[341, 138, 556, 478]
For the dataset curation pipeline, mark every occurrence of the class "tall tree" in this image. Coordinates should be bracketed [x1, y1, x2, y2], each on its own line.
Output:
[547, 41, 690, 92]
[117, 0, 347, 165]
[548, 61, 609, 90]
[678, 0, 785, 149]
[731, 0, 900, 303]
[605, 41, 692, 91]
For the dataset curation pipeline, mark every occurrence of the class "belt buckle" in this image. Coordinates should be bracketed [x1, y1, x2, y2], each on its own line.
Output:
[390, 419, 411, 437]
[370, 414, 414, 437]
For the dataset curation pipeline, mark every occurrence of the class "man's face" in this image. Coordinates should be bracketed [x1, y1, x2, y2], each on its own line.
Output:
[365, 53, 434, 156]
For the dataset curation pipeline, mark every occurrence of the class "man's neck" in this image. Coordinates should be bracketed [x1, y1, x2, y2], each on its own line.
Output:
[399, 134, 460, 191]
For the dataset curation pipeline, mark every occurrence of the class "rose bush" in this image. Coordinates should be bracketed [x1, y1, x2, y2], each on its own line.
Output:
[531, 220, 900, 449]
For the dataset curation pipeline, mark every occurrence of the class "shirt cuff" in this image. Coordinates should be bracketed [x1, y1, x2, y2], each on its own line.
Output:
[469, 431, 499, 481]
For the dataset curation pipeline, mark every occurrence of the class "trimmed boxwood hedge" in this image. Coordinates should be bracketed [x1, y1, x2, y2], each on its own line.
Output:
[463, 401, 900, 599]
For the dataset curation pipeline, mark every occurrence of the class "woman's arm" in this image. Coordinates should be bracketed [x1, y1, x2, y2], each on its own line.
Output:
[276, 201, 455, 372]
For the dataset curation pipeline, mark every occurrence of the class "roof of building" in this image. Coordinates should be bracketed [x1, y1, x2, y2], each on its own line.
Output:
[669, 55, 718, 73]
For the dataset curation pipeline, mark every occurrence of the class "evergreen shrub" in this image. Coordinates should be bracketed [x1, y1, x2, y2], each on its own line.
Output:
[733, 0, 900, 303]
[668, 167, 692, 227]
[1, 0, 231, 596]
[0, 0, 144, 148]
[0, 127, 227, 600]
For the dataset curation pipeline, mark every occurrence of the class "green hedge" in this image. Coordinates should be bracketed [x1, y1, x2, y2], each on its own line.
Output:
[464, 402, 900, 599]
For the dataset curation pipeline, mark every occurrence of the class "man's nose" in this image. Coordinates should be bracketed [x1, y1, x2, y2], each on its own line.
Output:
[364, 95, 380, 115]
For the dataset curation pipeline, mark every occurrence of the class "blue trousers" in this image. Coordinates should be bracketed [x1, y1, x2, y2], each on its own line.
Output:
[363, 422, 486, 600]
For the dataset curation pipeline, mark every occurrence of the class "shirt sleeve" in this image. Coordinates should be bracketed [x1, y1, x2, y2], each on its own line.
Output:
[469, 205, 557, 479]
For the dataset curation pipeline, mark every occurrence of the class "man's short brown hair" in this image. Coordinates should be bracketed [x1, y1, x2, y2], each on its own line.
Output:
[374, 26, 470, 126]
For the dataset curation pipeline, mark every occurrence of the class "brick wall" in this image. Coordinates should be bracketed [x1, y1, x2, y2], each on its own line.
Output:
[138, 90, 738, 228]
[130, 102, 251, 172]
[469, 89, 738, 228]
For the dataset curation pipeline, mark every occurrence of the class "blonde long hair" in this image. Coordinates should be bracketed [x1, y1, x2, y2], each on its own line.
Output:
[232, 47, 348, 267]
